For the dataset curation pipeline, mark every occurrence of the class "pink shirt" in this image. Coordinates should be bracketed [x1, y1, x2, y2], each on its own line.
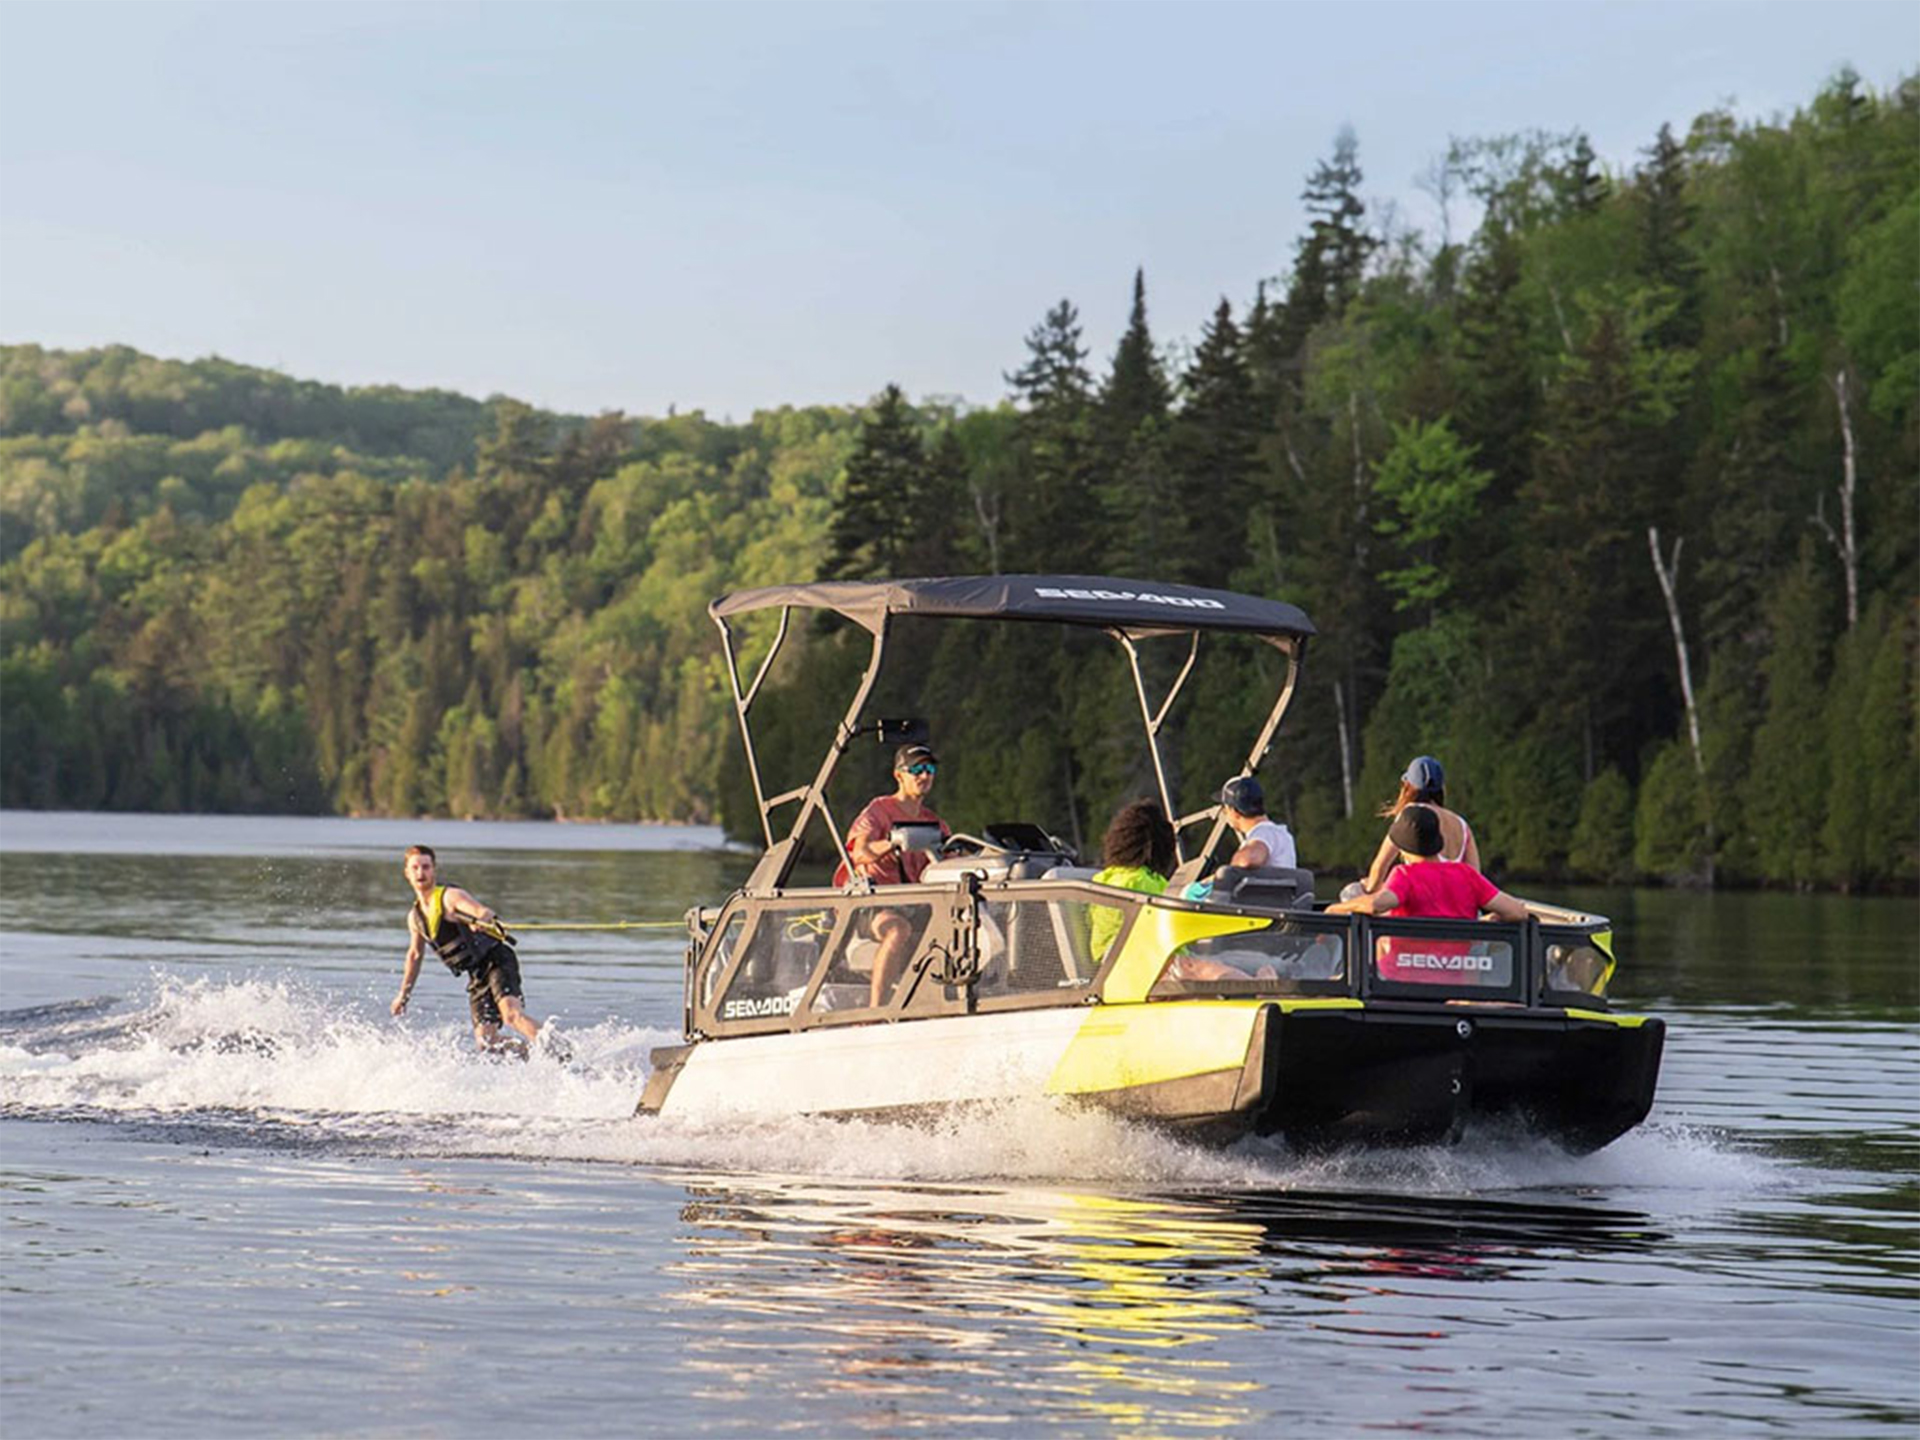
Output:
[846, 795, 949, 885]
[1385, 861, 1499, 919]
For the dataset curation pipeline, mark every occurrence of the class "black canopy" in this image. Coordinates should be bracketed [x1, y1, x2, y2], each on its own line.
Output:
[711, 575, 1316, 640]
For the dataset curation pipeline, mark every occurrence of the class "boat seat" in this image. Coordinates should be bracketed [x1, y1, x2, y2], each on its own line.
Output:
[1041, 865, 1100, 882]
[1212, 864, 1316, 911]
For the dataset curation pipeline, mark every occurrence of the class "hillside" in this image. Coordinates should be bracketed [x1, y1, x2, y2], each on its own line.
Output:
[2, 71, 1914, 890]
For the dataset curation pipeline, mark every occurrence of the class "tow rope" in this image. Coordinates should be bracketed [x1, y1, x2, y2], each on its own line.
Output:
[502, 920, 687, 932]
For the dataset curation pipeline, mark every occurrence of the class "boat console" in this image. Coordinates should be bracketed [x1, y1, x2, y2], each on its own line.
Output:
[918, 822, 1078, 884]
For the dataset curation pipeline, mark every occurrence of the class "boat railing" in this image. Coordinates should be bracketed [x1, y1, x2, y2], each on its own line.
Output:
[1142, 896, 1615, 1007]
[682, 877, 1617, 1039]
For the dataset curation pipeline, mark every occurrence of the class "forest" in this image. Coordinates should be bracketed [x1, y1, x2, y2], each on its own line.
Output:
[1, 71, 1914, 891]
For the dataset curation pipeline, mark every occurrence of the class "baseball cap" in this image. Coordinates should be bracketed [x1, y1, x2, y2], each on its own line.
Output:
[1403, 755, 1446, 797]
[1388, 803, 1444, 856]
[894, 743, 938, 770]
[1219, 775, 1265, 815]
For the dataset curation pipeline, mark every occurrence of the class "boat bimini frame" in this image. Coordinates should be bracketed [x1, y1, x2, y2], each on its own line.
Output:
[710, 575, 1318, 893]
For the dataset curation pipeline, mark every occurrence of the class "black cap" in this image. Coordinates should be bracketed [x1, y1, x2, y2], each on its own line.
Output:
[1388, 803, 1443, 857]
[894, 743, 938, 769]
[1219, 775, 1265, 815]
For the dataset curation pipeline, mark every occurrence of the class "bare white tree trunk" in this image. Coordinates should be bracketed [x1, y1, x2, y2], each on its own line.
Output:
[1648, 527, 1703, 774]
[969, 482, 1001, 575]
[1334, 678, 1354, 819]
[1648, 525, 1715, 885]
[1816, 370, 1861, 630]
[1545, 278, 1575, 353]
[1279, 427, 1308, 487]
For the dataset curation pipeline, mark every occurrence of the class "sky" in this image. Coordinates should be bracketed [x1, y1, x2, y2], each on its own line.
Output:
[1, 0, 1913, 421]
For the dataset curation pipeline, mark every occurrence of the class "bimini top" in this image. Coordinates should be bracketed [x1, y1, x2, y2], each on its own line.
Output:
[711, 575, 1316, 641]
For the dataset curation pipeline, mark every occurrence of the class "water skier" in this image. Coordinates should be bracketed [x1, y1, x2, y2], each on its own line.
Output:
[392, 844, 549, 1058]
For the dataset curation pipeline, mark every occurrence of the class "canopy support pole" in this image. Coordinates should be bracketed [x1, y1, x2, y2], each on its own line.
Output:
[715, 605, 792, 851]
[1168, 635, 1307, 890]
[733, 618, 889, 893]
[1116, 629, 1201, 864]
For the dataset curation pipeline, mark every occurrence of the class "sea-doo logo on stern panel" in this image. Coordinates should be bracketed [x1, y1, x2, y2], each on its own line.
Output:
[1034, 586, 1226, 611]
[1396, 952, 1497, 973]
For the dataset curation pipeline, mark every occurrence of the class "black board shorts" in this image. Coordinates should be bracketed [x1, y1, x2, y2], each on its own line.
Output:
[465, 946, 524, 1027]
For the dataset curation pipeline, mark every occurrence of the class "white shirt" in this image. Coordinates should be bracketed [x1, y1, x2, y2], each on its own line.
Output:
[1240, 819, 1296, 870]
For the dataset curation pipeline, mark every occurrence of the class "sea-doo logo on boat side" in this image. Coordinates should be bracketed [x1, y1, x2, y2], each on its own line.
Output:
[1034, 586, 1226, 610]
[1396, 952, 1496, 973]
[721, 995, 798, 1019]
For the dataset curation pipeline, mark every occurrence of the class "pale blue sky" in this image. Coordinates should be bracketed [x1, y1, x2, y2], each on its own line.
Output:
[1, 1, 1912, 419]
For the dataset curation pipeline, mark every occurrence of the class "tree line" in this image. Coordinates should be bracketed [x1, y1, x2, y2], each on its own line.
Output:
[1, 70, 1913, 890]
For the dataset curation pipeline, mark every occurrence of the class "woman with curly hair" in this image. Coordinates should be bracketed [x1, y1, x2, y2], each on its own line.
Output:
[1088, 798, 1176, 959]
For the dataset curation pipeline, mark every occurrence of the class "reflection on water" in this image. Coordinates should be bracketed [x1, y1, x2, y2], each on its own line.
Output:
[663, 1175, 1662, 1434]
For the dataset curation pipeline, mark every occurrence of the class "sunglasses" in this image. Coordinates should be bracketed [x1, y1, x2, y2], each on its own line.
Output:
[903, 762, 938, 777]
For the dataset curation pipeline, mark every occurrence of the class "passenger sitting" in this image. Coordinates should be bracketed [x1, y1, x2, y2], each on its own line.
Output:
[1326, 805, 1527, 921]
[1180, 775, 1297, 902]
[1087, 796, 1276, 984]
[1349, 755, 1479, 900]
[844, 743, 951, 1008]
[1218, 775, 1296, 869]
[1089, 799, 1175, 959]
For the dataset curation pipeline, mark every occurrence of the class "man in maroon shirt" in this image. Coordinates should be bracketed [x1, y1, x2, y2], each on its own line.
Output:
[844, 743, 951, 1006]
[1325, 805, 1531, 922]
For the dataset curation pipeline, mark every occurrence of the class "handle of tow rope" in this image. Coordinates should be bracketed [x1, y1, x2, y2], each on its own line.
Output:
[475, 917, 518, 946]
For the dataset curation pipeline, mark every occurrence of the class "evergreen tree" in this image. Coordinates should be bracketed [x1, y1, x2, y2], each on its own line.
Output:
[902, 428, 971, 576]
[1004, 299, 1097, 571]
[1168, 299, 1261, 578]
[1639, 123, 1704, 347]
[1743, 541, 1834, 886]
[1566, 133, 1609, 214]
[1520, 293, 1692, 778]
[1096, 269, 1172, 457]
[1634, 738, 1711, 879]
[822, 384, 925, 581]
[1299, 127, 1378, 321]
[1569, 768, 1635, 881]
[1095, 270, 1178, 578]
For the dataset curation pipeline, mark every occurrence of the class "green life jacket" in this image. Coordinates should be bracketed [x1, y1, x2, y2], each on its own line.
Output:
[412, 884, 498, 974]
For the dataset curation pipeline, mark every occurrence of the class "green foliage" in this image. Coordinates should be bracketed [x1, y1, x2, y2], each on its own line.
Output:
[1371, 417, 1491, 611]
[1570, 769, 1636, 882]
[1744, 544, 1835, 886]
[822, 384, 926, 581]
[1, 72, 1914, 896]
[1634, 741, 1710, 880]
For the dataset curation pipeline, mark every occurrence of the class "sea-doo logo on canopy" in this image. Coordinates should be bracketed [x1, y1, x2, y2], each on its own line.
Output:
[1034, 586, 1226, 610]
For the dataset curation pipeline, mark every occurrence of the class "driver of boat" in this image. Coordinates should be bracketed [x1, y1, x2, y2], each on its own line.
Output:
[844, 744, 952, 1007]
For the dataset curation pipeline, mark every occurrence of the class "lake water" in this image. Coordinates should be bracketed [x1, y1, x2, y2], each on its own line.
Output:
[1, 811, 1914, 1437]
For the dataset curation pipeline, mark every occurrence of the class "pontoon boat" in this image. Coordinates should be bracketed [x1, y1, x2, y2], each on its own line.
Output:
[638, 576, 1663, 1152]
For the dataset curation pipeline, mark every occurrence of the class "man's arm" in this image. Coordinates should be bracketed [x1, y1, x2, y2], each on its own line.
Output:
[392, 920, 425, 1016]
[847, 809, 894, 874]
[1325, 885, 1399, 916]
[1228, 837, 1271, 869]
[439, 885, 497, 927]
